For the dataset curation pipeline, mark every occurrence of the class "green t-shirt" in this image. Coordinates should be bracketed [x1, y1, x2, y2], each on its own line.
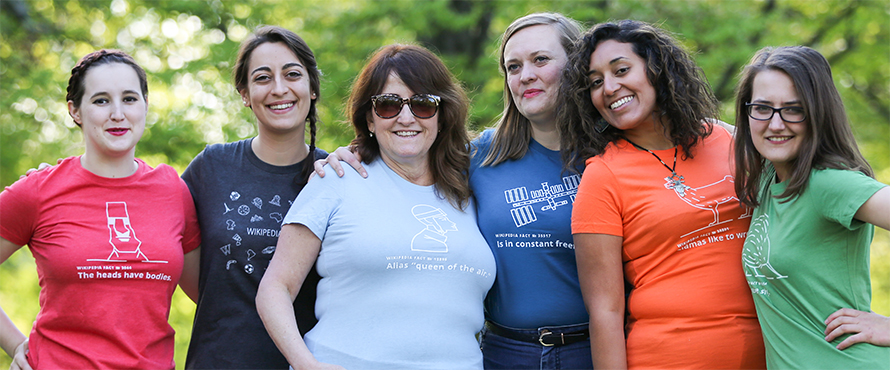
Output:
[742, 167, 889, 369]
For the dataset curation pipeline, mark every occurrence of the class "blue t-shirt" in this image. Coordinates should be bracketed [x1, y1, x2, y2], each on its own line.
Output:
[469, 129, 588, 328]
[284, 159, 495, 370]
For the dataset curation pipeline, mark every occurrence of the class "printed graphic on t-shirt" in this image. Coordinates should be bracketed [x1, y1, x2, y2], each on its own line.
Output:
[669, 174, 752, 252]
[87, 202, 167, 263]
[744, 214, 787, 296]
[504, 176, 580, 228]
[383, 204, 492, 279]
[220, 190, 288, 275]
[411, 204, 456, 253]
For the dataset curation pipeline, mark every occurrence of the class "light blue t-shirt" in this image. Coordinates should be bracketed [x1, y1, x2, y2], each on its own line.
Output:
[469, 129, 588, 328]
[283, 159, 496, 370]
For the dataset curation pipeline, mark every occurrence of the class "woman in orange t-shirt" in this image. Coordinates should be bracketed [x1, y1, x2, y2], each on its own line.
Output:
[559, 20, 765, 369]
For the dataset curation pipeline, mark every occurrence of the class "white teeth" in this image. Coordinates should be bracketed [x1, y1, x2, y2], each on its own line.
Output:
[269, 102, 294, 110]
[395, 131, 419, 137]
[610, 96, 633, 110]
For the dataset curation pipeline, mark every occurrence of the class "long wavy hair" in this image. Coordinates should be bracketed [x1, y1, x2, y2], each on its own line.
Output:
[733, 46, 873, 207]
[233, 25, 321, 185]
[348, 44, 472, 210]
[559, 20, 718, 168]
[67, 49, 148, 127]
[481, 12, 582, 166]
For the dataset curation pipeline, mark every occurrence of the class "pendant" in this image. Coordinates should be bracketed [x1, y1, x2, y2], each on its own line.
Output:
[663, 172, 688, 196]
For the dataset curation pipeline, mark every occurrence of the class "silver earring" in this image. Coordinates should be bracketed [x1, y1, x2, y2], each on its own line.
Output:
[369, 131, 374, 138]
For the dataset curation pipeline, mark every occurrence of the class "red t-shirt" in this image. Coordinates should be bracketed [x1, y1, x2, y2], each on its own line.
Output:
[1, 156, 200, 369]
[572, 127, 765, 369]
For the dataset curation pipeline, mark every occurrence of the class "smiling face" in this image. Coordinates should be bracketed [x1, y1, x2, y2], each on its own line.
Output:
[368, 73, 439, 174]
[68, 62, 147, 160]
[587, 40, 660, 142]
[749, 69, 808, 181]
[241, 42, 315, 136]
[503, 24, 568, 127]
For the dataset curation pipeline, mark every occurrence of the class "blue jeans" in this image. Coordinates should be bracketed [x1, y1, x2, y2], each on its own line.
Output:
[480, 322, 593, 370]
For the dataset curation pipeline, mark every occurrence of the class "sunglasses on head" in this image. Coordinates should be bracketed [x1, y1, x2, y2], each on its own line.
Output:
[371, 93, 441, 119]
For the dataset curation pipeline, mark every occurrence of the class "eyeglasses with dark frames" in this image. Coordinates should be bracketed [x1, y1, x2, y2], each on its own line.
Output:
[371, 93, 441, 119]
[745, 102, 806, 123]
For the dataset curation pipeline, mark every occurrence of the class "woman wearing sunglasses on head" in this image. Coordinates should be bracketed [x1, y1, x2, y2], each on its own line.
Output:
[0, 50, 201, 370]
[560, 20, 765, 369]
[734, 46, 890, 369]
[180, 26, 328, 369]
[256, 44, 495, 369]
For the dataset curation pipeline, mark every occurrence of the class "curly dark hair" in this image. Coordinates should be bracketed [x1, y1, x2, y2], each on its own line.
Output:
[66, 49, 148, 127]
[558, 20, 718, 170]
[347, 44, 472, 210]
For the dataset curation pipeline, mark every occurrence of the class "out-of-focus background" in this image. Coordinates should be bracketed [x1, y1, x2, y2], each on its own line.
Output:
[1, 0, 887, 368]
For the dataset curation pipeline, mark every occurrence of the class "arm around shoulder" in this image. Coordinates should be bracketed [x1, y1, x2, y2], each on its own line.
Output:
[574, 233, 628, 370]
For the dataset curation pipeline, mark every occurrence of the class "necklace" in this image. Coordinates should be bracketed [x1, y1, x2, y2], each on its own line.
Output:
[623, 137, 688, 196]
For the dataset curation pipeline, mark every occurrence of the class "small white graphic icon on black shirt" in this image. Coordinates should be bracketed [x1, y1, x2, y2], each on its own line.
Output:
[411, 205, 457, 253]
[88, 202, 167, 263]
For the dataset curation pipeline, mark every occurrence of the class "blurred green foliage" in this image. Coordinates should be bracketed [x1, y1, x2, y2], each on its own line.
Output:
[2, 0, 888, 368]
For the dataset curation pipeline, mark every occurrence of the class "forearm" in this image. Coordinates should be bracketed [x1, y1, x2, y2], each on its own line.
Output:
[589, 310, 628, 369]
[178, 247, 201, 302]
[256, 279, 317, 368]
[0, 308, 26, 358]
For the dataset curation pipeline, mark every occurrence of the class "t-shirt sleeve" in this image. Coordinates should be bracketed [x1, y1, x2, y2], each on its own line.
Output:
[180, 146, 208, 202]
[282, 175, 341, 240]
[0, 175, 39, 246]
[571, 157, 624, 236]
[808, 169, 887, 230]
[179, 178, 201, 254]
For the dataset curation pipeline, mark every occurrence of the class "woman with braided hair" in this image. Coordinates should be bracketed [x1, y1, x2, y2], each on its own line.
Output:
[180, 26, 328, 369]
[0, 49, 201, 369]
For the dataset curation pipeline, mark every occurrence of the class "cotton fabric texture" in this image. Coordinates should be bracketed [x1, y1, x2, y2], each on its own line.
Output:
[0, 156, 200, 369]
[283, 159, 495, 370]
[744, 165, 889, 369]
[572, 126, 766, 369]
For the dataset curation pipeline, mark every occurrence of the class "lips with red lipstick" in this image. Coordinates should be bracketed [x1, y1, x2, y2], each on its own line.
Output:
[523, 89, 543, 98]
[106, 128, 130, 136]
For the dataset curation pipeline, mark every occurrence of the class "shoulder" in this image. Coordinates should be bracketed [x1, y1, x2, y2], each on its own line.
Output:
[200, 140, 249, 161]
[471, 129, 495, 152]
[808, 168, 880, 190]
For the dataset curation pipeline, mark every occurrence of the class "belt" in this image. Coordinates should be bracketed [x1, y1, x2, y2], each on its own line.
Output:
[485, 321, 590, 347]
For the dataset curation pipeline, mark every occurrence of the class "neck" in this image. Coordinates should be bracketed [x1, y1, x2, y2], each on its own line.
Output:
[529, 119, 560, 151]
[252, 132, 309, 166]
[380, 156, 433, 186]
[80, 152, 138, 178]
[774, 164, 789, 184]
[623, 116, 673, 150]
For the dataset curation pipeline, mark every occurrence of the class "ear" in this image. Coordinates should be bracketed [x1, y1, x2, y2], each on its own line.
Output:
[366, 111, 375, 134]
[239, 89, 251, 108]
[311, 90, 317, 100]
[68, 101, 81, 126]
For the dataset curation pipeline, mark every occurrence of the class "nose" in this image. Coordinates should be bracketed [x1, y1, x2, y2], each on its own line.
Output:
[396, 102, 415, 125]
[768, 112, 786, 131]
[271, 75, 287, 95]
[603, 75, 619, 96]
[520, 64, 537, 83]
[110, 101, 124, 122]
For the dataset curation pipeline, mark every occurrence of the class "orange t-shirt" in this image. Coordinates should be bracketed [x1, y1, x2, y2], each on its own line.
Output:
[572, 127, 765, 369]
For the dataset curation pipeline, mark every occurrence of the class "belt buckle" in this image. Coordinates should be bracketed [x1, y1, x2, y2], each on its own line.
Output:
[538, 329, 555, 347]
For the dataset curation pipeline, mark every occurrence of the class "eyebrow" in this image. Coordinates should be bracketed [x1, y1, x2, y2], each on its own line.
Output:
[251, 62, 305, 76]
[88, 90, 141, 100]
[751, 98, 802, 106]
[587, 56, 628, 75]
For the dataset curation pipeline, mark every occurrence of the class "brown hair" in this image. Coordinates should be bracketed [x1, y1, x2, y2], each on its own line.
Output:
[233, 25, 321, 184]
[348, 44, 472, 210]
[66, 49, 148, 127]
[482, 12, 582, 167]
[733, 46, 873, 207]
